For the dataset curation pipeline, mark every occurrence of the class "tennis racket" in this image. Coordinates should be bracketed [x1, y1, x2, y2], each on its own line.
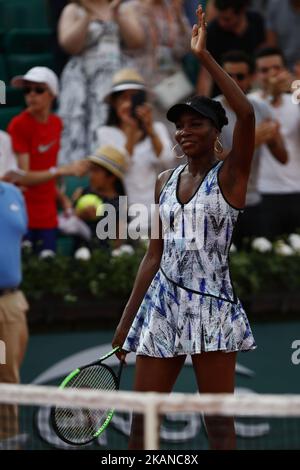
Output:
[51, 346, 124, 446]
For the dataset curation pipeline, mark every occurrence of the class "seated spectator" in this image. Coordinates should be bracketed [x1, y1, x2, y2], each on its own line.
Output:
[249, 47, 300, 239]
[57, 0, 144, 164]
[97, 68, 174, 236]
[197, 0, 266, 96]
[266, 0, 300, 71]
[216, 50, 287, 248]
[8, 67, 68, 253]
[73, 145, 127, 251]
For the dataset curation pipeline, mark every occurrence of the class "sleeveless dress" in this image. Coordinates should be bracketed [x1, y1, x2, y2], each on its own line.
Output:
[58, 7, 122, 164]
[123, 162, 257, 357]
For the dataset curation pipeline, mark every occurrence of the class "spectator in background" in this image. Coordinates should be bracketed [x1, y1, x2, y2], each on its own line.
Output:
[216, 51, 287, 247]
[8, 67, 68, 254]
[57, 0, 144, 165]
[0, 181, 28, 443]
[197, 0, 266, 96]
[121, 0, 191, 124]
[266, 0, 300, 71]
[73, 145, 127, 250]
[97, 69, 174, 236]
[249, 47, 300, 239]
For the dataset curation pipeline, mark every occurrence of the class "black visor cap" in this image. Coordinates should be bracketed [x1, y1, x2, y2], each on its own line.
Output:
[167, 97, 222, 131]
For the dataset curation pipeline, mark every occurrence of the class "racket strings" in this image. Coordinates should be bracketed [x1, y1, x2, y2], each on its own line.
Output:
[53, 365, 117, 444]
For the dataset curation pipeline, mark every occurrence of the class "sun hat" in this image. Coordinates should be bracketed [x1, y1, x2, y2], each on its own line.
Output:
[104, 68, 145, 102]
[87, 145, 127, 180]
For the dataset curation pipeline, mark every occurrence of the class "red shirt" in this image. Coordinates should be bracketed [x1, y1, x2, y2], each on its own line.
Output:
[8, 110, 62, 229]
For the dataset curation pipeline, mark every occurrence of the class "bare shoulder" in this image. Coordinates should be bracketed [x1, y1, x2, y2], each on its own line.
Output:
[154, 168, 176, 201]
[60, 2, 82, 20]
[119, 0, 141, 14]
[157, 168, 175, 187]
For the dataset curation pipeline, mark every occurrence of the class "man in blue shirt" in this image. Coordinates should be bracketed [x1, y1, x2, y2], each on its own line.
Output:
[0, 181, 29, 441]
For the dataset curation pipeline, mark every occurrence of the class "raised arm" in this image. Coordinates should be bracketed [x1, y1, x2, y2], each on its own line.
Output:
[192, 5, 255, 209]
[114, 1, 145, 49]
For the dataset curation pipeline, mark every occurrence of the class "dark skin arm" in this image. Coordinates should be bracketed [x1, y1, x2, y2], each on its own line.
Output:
[112, 169, 172, 361]
[266, 124, 288, 164]
[192, 6, 255, 209]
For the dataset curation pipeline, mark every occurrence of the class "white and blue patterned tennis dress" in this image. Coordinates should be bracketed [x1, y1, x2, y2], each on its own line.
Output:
[123, 162, 256, 357]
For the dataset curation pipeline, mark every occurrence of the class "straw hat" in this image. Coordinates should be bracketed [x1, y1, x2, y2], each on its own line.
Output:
[104, 68, 145, 102]
[87, 145, 127, 180]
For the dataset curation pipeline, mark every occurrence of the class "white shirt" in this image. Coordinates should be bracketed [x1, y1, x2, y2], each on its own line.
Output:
[0, 130, 17, 177]
[97, 122, 174, 231]
[216, 94, 274, 206]
[249, 91, 300, 194]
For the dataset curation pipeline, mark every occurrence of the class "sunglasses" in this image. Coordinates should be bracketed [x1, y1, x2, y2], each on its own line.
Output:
[257, 65, 282, 74]
[23, 86, 48, 95]
[228, 72, 247, 81]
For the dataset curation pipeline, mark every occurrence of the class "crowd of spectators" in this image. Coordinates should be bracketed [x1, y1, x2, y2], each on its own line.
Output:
[1, 0, 300, 255]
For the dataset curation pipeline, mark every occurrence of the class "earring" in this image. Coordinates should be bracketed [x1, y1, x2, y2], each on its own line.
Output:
[214, 137, 223, 155]
[172, 143, 185, 159]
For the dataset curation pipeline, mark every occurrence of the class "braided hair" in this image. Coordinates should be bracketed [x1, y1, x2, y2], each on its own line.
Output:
[208, 99, 228, 131]
[197, 96, 229, 131]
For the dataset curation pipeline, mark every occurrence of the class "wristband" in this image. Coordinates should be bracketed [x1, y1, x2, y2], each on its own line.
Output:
[49, 167, 58, 176]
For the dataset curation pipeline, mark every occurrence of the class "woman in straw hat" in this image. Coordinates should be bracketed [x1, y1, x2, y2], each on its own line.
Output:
[112, 5, 256, 449]
[97, 68, 174, 237]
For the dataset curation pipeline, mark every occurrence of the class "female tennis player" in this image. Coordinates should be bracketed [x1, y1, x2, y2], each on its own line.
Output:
[112, 5, 256, 450]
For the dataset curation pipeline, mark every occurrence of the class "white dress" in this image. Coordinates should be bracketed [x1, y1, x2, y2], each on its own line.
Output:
[123, 162, 256, 357]
[58, 7, 122, 164]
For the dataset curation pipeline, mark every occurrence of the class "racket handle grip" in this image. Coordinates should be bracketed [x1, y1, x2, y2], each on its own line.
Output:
[117, 359, 125, 385]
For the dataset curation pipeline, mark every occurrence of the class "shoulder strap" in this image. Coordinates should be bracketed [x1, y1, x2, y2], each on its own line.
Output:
[159, 165, 184, 201]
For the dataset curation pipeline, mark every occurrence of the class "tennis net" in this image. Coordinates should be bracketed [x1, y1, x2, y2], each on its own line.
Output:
[0, 384, 300, 450]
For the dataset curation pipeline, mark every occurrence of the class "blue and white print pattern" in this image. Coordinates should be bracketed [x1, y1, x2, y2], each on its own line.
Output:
[123, 162, 256, 357]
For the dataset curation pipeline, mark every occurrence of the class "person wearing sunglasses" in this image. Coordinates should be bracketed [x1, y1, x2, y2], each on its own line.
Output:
[8, 67, 67, 253]
[215, 50, 288, 248]
[196, 0, 266, 98]
[248, 47, 300, 240]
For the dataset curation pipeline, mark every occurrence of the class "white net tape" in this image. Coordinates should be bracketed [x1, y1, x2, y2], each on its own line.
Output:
[1, 384, 300, 450]
[1, 384, 300, 415]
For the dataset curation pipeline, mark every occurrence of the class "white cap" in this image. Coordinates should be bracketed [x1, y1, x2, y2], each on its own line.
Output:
[11, 67, 59, 97]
